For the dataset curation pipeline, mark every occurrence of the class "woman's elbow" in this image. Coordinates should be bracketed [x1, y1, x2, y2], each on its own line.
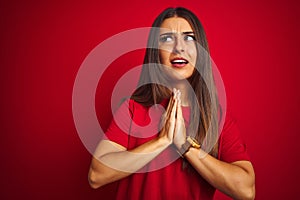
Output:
[88, 168, 103, 189]
[231, 175, 255, 200]
[245, 185, 255, 200]
[237, 183, 255, 200]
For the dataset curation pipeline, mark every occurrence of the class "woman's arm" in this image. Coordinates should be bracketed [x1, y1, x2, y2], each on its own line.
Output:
[88, 138, 170, 189]
[185, 148, 255, 200]
[173, 91, 255, 199]
[88, 93, 179, 189]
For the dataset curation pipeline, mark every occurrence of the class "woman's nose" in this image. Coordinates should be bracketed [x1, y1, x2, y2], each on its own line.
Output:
[173, 36, 185, 53]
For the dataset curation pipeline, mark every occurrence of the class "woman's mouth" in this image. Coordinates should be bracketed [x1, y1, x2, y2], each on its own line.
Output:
[170, 58, 189, 68]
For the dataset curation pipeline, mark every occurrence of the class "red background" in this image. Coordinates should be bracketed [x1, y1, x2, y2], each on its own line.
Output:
[1, 0, 300, 199]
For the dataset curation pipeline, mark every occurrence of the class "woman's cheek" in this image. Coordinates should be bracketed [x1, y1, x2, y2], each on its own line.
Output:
[187, 49, 197, 67]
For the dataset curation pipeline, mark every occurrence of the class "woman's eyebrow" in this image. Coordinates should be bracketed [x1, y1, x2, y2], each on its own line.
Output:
[182, 31, 195, 35]
[159, 32, 174, 36]
[160, 31, 195, 36]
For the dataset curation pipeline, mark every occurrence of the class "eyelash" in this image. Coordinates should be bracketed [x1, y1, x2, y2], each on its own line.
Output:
[159, 35, 173, 43]
[184, 35, 196, 41]
[159, 35, 196, 43]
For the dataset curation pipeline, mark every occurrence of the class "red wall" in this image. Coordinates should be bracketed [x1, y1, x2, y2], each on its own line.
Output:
[1, 0, 299, 199]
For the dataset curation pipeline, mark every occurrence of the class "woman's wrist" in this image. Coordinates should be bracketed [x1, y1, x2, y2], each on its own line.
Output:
[156, 136, 172, 149]
[176, 136, 202, 157]
[174, 140, 186, 150]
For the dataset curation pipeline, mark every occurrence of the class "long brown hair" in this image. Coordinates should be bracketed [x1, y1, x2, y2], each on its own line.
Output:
[131, 7, 219, 157]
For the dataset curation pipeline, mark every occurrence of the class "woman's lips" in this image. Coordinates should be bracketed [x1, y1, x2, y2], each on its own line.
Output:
[170, 58, 189, 68]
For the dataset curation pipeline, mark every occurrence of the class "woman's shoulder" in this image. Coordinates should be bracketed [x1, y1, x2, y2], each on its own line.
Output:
[117, 98, 169, 118]
[222, 113, 238, 130]
[218, 112, 250, 162]
[218, 112, 241, 141]
[121, 98, 169, 109]
[117, 98, 149, 114]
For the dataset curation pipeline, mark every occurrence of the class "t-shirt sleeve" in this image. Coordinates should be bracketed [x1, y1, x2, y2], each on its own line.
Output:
[104, 99, 134, 148]
[218, 115, 250, 163]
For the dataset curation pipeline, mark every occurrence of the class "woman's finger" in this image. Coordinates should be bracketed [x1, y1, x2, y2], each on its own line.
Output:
[176, 90, 183, 121]
[160, 88, 176, 129]
[165, 88, 177, 119]
[168, 94, 178, 134]
[166, 88, 176, 110]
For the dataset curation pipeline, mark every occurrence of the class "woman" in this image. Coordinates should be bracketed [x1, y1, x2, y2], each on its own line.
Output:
[88, 7, 255, 200]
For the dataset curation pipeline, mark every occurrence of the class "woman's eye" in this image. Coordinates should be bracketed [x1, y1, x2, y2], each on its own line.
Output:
[184, 35, 196, 41]
[159, 35, 174, 43]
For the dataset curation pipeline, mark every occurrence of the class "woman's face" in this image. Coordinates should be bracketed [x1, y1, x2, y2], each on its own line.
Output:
[159, 17, 197, 80]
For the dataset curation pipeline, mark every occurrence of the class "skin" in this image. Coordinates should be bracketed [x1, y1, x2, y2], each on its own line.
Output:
[88, 17, 255, 200]
[159, 17, 196, 82]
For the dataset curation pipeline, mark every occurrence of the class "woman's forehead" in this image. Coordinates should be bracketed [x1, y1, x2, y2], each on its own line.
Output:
[160, 17, 193, 34]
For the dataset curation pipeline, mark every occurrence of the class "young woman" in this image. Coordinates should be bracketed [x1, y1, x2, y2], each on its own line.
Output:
[88, 7, 255, 200]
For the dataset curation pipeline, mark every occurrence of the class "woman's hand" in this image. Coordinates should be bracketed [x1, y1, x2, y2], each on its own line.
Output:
[159, 88, 187, 149]
[159, 89, 178, 145]
[173, 89, 187, 149]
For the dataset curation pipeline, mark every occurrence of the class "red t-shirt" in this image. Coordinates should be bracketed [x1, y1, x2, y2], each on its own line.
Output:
[104, 99, 250, 200]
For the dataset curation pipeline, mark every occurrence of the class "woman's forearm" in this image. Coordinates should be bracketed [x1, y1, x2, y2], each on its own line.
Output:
[88, 138, 170, 188]
[185, 148, 255, 200]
